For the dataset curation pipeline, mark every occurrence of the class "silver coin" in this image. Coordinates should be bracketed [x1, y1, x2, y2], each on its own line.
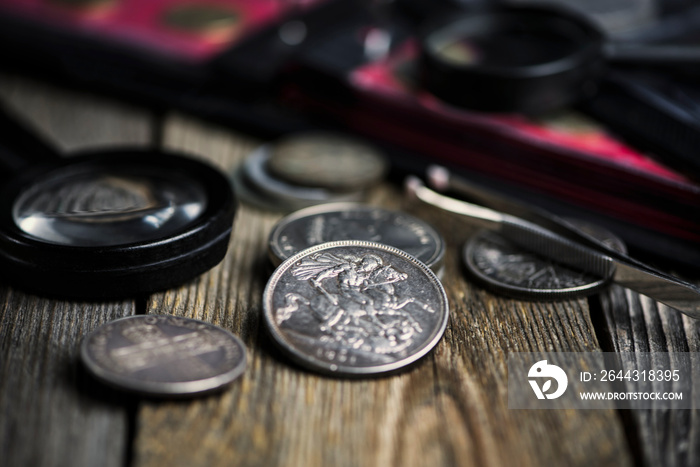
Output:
[237, 146, 363, 212]
[268, 203, 445, 273]
[263, 241, 449, 376]
[267, 132, 388, 191]
[463, 220, 627, 300]
[81, 315, 246, 397]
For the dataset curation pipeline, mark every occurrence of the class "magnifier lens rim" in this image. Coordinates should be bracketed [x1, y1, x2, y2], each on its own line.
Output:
[423, 6, 604, 79]
[0, 149, 236, 298]
[11, 162, 209, 247]
[419, 5, 607, 113]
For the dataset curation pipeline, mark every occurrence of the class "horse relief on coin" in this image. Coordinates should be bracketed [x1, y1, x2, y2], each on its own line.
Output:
[263, 241, 449, 376]
[268, 204, 445, 272]
[81, 315, 247, 397]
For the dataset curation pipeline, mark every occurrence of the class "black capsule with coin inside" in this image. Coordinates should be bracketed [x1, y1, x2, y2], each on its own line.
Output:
[0, 106, 236, 298]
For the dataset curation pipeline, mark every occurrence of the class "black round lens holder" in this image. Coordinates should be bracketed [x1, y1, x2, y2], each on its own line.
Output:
[0, 149, 236, 299]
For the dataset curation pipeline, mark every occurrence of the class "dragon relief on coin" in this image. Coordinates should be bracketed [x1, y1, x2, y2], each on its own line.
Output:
[274, 251, 436, 359]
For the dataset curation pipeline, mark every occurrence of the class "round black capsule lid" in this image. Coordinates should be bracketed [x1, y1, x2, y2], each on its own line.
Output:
[0, 107, 236, 299]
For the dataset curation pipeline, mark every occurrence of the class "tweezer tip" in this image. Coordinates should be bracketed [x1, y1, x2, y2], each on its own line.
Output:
[403, 175, 423, 194]
[427, 165, 450, 192]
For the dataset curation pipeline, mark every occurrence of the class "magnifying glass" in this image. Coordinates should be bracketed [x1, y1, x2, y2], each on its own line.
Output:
[419, 4, 700, 114]
[0, 106, 236, 299]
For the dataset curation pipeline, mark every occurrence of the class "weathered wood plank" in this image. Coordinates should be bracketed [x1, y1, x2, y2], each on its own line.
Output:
[132, 115, 632, 467]
[595, 284, 700, 467]
[414, 206, 631, 467]
[0, 74, 151, 467]
[0, 291, 135, 467]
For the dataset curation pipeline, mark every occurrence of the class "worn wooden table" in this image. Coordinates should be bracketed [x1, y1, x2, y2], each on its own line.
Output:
[1, 74, 698, 467]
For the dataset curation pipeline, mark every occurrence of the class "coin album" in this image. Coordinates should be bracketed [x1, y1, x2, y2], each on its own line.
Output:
[0, 0, 699, 270]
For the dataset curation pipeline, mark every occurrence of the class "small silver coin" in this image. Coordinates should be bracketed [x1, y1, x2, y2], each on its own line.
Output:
[81, 315, 246, 397]
[267, 133, 388, 191]
[236, 146, 363, 212]
[268, 203, 445, 273]
[263, 241, 449, 376]
[463, 220, 627, 300]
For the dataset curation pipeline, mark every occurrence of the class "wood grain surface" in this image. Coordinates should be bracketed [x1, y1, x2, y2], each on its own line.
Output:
[129, 115, 631, 467]
[1, 74, 697, 467]
[0, 75, 150, 467]
[595, 285, 700, 467]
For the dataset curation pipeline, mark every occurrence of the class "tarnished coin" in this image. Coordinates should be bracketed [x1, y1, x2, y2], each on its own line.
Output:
[268, 203, 445, 274]
[463, 220, 627, 300]
[267, 133, 388, 191]
[263, 241, 449, 376]
[236, 146, 363, 212]
[81, 315, 246, 397]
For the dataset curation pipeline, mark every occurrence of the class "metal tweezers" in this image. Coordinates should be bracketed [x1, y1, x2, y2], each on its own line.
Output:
[405, 166, 700, 320]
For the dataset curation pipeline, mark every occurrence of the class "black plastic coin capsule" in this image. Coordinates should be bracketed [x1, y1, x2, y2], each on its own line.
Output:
[0, 106, 236, 298]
